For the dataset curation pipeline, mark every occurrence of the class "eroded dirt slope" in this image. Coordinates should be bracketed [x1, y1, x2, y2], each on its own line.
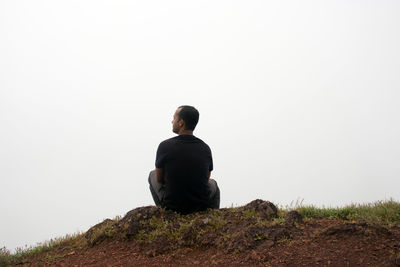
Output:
[13, 200, 400, 266]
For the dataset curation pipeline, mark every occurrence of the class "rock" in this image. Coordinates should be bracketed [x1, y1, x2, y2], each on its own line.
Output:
[118, 206, 180, 238]
[118, 206, 161, 228]
[85, 219, 117, 246]
[242, 199, 278, 220]
[285, 211, 303, 226]
[120, 206, 162, 237]
[266, 226, 291, 241]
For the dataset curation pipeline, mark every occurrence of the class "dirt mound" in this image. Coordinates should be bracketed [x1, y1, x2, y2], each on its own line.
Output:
[11, 200, 400, 266]
[83, 199, 287, 255]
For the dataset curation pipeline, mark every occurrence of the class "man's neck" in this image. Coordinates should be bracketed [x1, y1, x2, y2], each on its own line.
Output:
[178, 129, 193, 135]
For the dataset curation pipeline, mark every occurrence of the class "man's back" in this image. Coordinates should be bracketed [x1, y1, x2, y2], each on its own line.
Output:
[148, 105, 219, 214]
[156, 134, 213, 214]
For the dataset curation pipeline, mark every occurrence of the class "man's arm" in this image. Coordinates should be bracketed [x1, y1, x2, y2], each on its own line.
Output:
[156, 168, 165, 183]
[208, 171, 211, 179]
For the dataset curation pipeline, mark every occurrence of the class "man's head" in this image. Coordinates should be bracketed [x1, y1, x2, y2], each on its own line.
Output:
[172, 105, 199, 134]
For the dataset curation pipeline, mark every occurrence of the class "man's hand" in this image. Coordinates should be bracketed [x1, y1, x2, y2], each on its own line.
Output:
[156, 168, 165, 183]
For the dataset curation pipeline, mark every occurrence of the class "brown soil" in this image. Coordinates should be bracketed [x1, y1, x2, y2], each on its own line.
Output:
[12, 201, 400, 266]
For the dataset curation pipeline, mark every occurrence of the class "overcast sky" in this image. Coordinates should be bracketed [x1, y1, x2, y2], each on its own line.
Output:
[1, 0, 399, 252]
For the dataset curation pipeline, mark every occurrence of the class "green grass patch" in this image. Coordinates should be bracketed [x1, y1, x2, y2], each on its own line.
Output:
[0, 232, 85, 266]
[0, 247, 13, 267]
[296, 199, 400, 225]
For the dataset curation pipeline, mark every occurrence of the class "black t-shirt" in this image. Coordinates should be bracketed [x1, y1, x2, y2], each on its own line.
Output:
[155, 134, 213, 214]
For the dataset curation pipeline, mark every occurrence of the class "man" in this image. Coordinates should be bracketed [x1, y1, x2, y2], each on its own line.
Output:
[148, 105, 220, 214]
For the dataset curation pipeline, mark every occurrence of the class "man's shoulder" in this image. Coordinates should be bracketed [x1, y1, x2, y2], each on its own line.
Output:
[159, 136, 180, 145]
[157, 136, 179, 151]
[158, 135, 210, 148]
[193, 136, 210, 148]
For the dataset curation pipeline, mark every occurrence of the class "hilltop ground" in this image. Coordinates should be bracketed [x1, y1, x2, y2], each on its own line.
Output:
[2, 199, 400, 266]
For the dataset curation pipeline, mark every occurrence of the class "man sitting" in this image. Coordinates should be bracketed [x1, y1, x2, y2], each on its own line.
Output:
[148, 105, 220, 214]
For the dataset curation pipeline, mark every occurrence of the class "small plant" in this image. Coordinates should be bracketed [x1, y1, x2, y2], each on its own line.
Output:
[272, 217, 286, 225]
[241, 209, 258, 219]
[0, 247, 12, 267]
[253, 234, 264, 241]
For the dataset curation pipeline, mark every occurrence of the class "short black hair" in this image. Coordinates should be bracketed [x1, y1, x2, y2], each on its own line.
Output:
[178, 105, 199, 131]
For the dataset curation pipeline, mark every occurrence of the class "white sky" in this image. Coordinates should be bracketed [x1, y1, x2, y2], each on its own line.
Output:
[1, 0, 399, 252]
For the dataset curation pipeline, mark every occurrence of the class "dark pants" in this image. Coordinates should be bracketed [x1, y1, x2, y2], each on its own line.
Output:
[148, 170, 220, 210]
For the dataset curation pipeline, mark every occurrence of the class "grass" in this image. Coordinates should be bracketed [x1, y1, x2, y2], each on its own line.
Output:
[1, 199, 399, 266]
[0, 232, 85, 267]
[296, 199, 400, 225]
[0, 247, 12, 267]
[133, 210, 229, 246]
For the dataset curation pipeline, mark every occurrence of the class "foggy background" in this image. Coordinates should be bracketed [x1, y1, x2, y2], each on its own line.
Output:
[1, 0, 399, 252]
